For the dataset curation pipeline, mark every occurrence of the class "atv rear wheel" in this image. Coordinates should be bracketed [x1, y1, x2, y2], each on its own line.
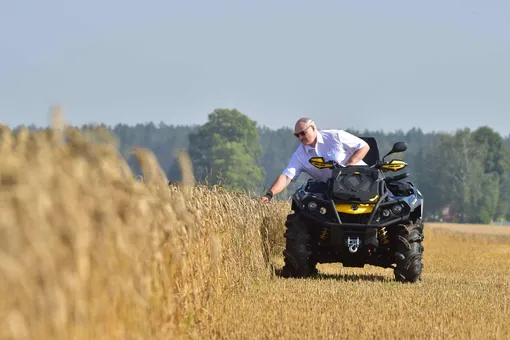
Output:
[393, 219, 424, 283]
[281, 213, 317, 278]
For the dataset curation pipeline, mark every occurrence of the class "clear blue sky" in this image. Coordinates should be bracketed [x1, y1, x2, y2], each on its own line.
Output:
[1, 0, 509, 136]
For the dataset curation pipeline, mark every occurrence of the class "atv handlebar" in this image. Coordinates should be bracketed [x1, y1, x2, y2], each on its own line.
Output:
[315, 160, 398, 170]
[309, 157, 408, 173]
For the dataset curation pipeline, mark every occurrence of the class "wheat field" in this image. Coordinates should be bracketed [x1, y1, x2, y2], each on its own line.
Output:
[1, 120, 509, 340]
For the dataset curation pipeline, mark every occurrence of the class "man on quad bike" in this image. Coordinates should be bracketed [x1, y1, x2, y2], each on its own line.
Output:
[261, 117, 370, 201]
[261, 117, 425, 283]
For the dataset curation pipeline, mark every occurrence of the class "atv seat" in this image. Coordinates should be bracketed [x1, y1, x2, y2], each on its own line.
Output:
[360, 137, 380, 166]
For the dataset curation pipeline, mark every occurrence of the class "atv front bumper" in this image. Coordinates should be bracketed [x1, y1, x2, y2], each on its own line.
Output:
[299, 212, 386, 251]
[300, 210, 407, 229]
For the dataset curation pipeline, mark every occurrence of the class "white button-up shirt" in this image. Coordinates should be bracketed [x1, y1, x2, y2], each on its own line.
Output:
[282, 130, 368, 183]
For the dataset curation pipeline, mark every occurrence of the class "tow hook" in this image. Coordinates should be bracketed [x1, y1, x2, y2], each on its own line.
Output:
[346, 237, 360, 253]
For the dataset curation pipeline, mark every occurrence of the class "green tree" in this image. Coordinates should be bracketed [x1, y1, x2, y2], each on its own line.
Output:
[187, 108, 265, 191]
[475, 172, 500, 224]
[472, 126, 510, 221]
[472, 126, 510, 176]
[209, 141, 265, 191]
[419, 127, 510, 223]
[504, 135, 510, 150]
[420, 129, 485, 222]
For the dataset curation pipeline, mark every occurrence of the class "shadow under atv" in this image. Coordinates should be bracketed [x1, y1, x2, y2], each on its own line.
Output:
[274, 268, 389, 282]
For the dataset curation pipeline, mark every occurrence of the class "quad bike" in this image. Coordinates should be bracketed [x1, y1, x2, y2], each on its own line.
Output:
[281, 138, 424, 283]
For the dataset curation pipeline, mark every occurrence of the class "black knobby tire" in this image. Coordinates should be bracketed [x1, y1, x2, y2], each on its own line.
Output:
[281, 213, 317, 278]
[393, 218, 425, 283]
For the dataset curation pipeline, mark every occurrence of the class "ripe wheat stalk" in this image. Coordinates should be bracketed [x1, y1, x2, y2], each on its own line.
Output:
[0, 117, 289, 340]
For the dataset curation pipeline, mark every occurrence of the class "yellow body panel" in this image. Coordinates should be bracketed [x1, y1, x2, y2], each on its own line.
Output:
[381, 159, 407, 171]
[309, 157, 334, 169]
[336, 203, 375, 214]
[310, 161, 333, 169]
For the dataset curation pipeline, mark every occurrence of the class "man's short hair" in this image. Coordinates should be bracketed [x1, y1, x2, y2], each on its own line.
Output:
[296, 117, 315, 128]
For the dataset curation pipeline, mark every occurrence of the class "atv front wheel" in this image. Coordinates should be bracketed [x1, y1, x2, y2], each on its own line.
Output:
[393, 219, 424, 283]
[281, 213, 317, 278]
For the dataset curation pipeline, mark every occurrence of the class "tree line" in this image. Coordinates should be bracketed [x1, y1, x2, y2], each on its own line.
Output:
[10, 108, 510, 224]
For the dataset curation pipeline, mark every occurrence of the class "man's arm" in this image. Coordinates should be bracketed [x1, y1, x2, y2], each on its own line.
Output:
[261, 174, 292, 201]
[344, 143, 370, 165]
[336, 130, 370, 166]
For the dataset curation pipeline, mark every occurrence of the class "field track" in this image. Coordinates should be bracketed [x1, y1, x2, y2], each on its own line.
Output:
[427, 222, 510, 236]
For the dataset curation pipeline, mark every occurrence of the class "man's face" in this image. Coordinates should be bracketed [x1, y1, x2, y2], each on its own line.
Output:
[294, 122, 316, 145]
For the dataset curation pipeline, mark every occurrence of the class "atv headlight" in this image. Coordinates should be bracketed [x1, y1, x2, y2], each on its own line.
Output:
[391, 204, 403, 215]
[381, 209, 391, 217]
[307, 201, 318, 211]
[319, 207, 327, 215]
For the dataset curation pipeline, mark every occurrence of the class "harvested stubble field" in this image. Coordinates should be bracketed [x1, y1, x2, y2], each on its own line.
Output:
[1, 124, 509, 340]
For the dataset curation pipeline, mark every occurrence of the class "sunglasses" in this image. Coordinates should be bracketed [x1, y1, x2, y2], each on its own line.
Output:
[294, 125, 312, 138]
